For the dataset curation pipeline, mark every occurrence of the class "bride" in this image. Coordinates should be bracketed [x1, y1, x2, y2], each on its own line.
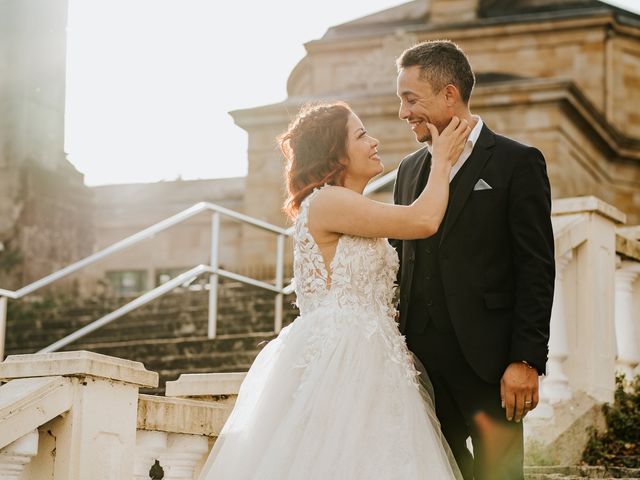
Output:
[198, 101, 470, 479]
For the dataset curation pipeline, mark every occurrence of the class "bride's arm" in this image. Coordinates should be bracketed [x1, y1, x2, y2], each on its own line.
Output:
[310, 118, 470, 241]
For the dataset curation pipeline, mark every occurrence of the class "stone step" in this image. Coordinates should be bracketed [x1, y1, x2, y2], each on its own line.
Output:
[71, 335, 271, 388]
[71, 334, 274, 362]
[524, 466, 640, 479]
[7, 314, 286, 353]
[4, 285, 294, 395]
[6, 294, 298, 355]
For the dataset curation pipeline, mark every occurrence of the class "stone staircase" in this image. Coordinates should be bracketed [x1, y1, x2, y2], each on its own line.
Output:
[524, 466, 640, 479]
[5, 280, 298, 393]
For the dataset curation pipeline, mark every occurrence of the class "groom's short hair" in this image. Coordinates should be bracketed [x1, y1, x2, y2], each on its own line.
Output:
[397, 40, 475, 104]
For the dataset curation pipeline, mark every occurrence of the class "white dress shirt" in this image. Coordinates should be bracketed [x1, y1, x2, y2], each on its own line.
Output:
[426, 115, 484, 182]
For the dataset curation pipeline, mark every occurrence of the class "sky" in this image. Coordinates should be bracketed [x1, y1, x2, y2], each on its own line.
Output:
[64, 0, 640, 186]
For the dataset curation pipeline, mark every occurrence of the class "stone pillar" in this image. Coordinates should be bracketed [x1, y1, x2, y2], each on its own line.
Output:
[0, 351, 158, 480]
[159, 433, 209, 480]
[542, 251, 573, 404]
[0, 429, 38, 479]
[614, 259, 640, 379]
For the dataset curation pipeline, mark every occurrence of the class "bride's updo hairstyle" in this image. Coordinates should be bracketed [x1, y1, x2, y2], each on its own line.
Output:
[279, 101, 352, 219]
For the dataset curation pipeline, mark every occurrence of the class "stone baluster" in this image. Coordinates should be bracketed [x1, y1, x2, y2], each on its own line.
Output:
[542, 251, 573, 404]
[134, 430, 168, 480]
[159, 433, 210, 480]
[0, 429, 38, 479]
[0, 351, 158, 480]
[614, 259, 640, 380]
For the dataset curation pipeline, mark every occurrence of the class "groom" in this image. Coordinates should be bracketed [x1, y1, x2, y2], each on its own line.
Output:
[391, 40, 555, 480]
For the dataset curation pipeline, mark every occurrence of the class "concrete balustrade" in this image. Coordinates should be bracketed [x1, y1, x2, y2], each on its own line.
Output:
[0, 351, 158, 480]
[134, 430, 167, 480]
[525, 196, 629, 465]
[543, 250, 573, 405]
[0, 430, 38, 479]
[0, 197, 638, 477]
[614, 259, 640, 380]
[159, 433, 210, 480]
[132, 373, 245, 479]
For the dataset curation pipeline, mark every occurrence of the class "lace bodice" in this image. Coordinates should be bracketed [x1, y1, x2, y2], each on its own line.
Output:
[291, 185, 419, 387]
[293, 185, 399, 318]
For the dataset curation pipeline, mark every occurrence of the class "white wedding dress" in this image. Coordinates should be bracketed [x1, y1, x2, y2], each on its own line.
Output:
[198, 186, 461, 479]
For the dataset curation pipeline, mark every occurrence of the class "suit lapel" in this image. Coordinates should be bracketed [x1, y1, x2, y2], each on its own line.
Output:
[408, 149, 431, 203]
[439, 125, 496, 245]
[398, 148, 430, 267]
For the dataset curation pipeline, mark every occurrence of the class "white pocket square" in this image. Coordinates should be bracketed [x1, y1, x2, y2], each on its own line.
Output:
[473, 179, 492, 191]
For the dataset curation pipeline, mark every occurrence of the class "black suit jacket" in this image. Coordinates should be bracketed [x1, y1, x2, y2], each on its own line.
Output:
[391, 124, 555, 384]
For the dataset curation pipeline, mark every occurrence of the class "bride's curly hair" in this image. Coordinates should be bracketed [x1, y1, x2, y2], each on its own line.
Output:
[278, 101, 352, 219]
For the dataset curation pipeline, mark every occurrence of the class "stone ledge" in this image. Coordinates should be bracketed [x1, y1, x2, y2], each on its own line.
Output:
[617, 233, 640, 262]
[552, 196, 627, 225]
[137, 394, 231, 436]
[525, 465, 640, 479]
[0, 351, 158, 388]
[165, 372, 246, 398]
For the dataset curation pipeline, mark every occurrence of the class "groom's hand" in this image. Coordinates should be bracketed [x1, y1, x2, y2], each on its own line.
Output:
[500, 362, 539, 422]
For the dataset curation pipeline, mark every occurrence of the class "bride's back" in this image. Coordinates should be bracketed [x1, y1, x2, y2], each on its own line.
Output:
[293, 186, 398, 318]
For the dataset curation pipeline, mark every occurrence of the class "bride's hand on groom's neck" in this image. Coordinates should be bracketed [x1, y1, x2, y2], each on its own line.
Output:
[428, 116, 471, 168]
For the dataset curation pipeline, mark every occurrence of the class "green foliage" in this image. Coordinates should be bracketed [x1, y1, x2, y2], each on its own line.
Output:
[582, 374, 640, 468]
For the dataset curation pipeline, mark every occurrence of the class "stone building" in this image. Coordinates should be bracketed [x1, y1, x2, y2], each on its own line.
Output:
[233, 0, 640, 267]
[2, 0, 640, 295]
[0, 0, 92, 290]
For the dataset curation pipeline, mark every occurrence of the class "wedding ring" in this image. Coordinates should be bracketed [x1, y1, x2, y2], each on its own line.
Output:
[524, 401, 532, 405]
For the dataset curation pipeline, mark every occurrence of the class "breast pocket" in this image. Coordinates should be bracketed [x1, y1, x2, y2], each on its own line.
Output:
[470, 188, 507, 218]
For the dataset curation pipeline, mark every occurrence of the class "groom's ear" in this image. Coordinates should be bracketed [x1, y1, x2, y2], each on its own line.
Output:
[443, 84, 461, 107]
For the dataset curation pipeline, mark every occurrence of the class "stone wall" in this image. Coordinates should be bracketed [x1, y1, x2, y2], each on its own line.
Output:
[0, 0, 94, 290]
[232, 1, 640, 268]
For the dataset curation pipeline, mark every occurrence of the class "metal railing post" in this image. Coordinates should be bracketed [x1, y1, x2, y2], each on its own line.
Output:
[208, 212, 221, 339]
[274, 234, 285, 333]
[0, 297, 6, 361]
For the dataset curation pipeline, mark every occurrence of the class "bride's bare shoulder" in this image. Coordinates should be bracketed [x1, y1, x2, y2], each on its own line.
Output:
[311, 185, 360, 206]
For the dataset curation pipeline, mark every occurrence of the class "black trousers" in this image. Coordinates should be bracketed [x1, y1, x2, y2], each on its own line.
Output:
[406, 325, 524, 480]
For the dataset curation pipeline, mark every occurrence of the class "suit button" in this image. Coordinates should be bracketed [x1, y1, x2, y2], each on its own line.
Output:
[427, 300, 433, 307]
[426, 248, 432, 254]
[425, 274, 431, 280]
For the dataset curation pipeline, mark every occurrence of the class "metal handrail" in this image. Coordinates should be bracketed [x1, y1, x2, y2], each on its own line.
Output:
[0, 168, 399, 357]
[38, 263, 294, 354]
[0, 201, 288, 300]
